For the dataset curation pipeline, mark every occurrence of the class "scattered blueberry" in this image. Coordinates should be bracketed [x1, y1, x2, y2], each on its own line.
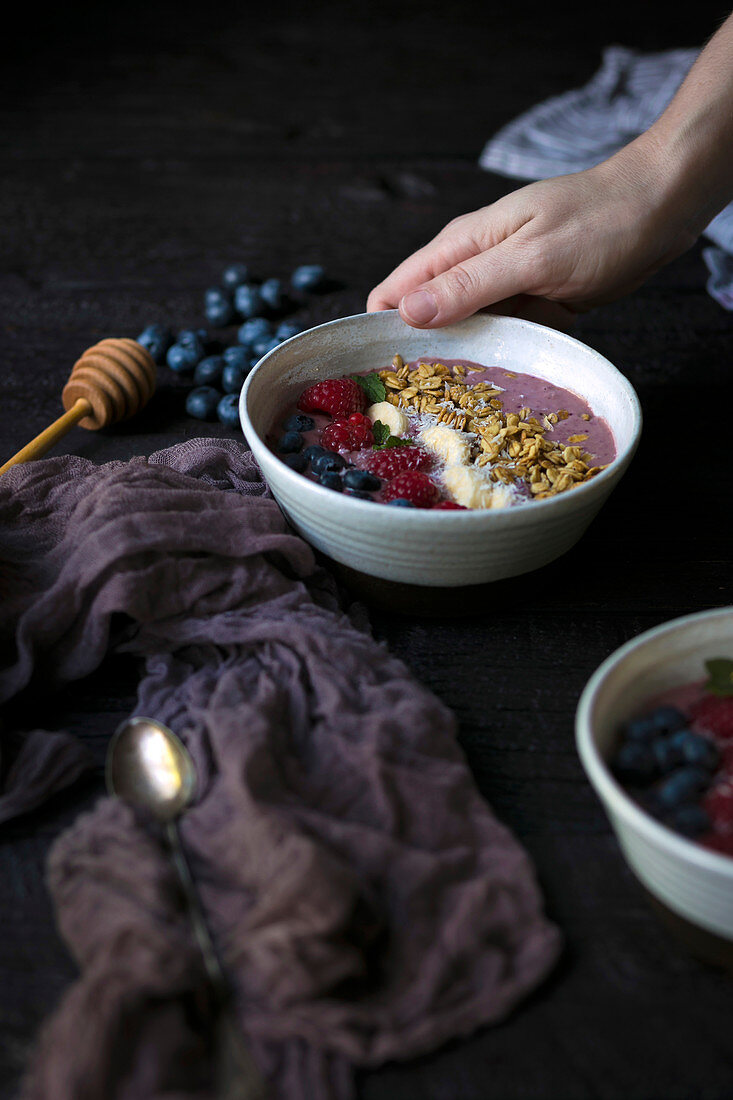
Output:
[194, 355, 225, 386]
[137, 323, 173, 364]
[221, 263, 250, 289]
[234, 284, 263, 319]
[277, 431, 303, 454]
[251, 335, 281, 358]
[311, 452, 345, 474]
[167, 341, 204, 373]
[222, 345, 251, 369]
[291, 264, 326, 292]
[656, 766, 710, 810]
[216, 393, 241, 429]
[671, 803, 711, 837]
[260, 277, 284, 312]
[284, 414, 315, 433]
[343, 468, 381, 492]
[612, 741, 657, 784]
[204, 296, 236, 327]
[237, 317, 272, 347]
[670, 729, 720, 771]
[388, 498, 416, 507]
[275, 320, 302, 341]
[221, 362, 249, 394]
[319, 470, 343, 491]
[282, 452, 307, 472]
[186, 386, 221, 420]
[177, 328, 208, 351]
[345, 489, 373, 500]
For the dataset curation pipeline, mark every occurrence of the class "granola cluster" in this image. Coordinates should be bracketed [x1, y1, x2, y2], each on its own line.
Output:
[378, 355, 606, 499]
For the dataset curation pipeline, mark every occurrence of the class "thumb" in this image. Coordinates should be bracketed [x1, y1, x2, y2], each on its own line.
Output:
[398, 240, 533, 328]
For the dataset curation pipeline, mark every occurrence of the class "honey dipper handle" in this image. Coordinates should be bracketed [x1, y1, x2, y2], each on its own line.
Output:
[0, 398, 91, 475]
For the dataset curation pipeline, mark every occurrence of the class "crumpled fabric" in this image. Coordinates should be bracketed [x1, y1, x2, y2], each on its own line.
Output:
[0, 438, 561, 1100]
[479, 46, 733, 310]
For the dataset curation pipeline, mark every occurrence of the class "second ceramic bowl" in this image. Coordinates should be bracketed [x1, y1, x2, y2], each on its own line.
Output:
[240, 310, 642, 586]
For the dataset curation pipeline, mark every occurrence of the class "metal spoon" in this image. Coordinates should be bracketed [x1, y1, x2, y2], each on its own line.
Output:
[106, 716, 268, 1100]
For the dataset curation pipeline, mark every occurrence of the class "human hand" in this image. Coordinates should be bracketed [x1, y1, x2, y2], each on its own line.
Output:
[367, 139, 701, 330]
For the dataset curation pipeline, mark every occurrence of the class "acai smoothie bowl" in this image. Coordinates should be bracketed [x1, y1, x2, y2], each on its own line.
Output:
[240, 310, 642, 586]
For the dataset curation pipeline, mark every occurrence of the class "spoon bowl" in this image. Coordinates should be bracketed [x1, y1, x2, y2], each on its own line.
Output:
[106, 715, 197, 822]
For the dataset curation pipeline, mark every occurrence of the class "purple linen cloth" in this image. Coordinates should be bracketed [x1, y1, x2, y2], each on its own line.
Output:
[0, 438, 561, 1099]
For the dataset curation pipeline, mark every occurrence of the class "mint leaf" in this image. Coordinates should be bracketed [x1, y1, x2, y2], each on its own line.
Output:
[351, 372, 386, 404]
[372, 420, 391, 445]
[704, 657, 733, 697]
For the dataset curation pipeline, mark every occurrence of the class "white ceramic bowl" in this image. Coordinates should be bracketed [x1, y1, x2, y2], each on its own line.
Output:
[576, 607, 733, 942]
[240, 310, 642, 586]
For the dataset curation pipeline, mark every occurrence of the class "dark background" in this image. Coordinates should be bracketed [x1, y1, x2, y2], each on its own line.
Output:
[2, 1, 732, 1098]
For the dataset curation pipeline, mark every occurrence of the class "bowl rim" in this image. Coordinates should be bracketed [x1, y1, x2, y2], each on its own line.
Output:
[575, 605, 733, 876]
[240, 309, 643, 519]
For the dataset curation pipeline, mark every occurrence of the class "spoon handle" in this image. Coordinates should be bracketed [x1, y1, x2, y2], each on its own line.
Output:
[166, 822, 269, 1100]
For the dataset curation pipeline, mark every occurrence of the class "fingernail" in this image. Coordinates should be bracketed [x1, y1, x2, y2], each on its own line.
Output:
[401, 289, 438, 326]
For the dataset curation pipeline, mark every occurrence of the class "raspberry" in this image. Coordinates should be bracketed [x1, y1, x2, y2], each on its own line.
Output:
[298, 378, 365, 418]
[432, 501, 467, 510]
[382, 471, 440, 508]
[363, 446, 432, 478]
[690, 696, 733, 742]
[703, 782, 733, 831]
[321, 417, 373, 452]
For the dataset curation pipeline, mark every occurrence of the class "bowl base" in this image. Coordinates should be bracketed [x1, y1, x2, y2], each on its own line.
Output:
[330, 558, 553, 617]
[642, 887, 733, 972]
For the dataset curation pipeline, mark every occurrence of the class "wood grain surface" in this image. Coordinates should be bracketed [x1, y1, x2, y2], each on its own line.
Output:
[1, 1, 732, 1097]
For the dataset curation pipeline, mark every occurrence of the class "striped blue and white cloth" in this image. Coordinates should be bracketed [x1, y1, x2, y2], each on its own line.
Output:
[479, 46, 733, 309]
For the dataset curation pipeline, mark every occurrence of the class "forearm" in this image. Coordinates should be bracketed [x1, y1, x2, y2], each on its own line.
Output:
[631, 11, 733, 235]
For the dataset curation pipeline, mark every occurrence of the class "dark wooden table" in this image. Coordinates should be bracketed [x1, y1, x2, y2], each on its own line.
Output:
[2, 1, 732, 1097]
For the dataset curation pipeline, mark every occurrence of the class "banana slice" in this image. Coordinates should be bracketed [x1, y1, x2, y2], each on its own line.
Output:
[419, 423, 473, 466]
[443, 465, 514, 510]
[366, 401, 409, 438]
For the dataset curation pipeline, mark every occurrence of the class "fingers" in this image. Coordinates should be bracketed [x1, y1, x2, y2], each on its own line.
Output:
[395, 235, 541, 327]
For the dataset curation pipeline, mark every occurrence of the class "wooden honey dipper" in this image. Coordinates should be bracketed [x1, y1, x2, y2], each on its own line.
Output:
[0, 338, 156, 475]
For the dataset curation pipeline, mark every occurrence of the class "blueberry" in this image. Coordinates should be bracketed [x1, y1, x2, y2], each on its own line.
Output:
[343, 468, 381, 492]
[284, 414, 315, 433]
[216, 393, 241, 429]
[311, 452, 345, 474]
[237, 317, 272, 348]
[275, 320, 302, 341]
[221, 362, 248, 394]
[291, 264, 326, 292]
[204, 296, 236, 327]
[611, 741, 657, 785]
[222, 345, 251, 368]
[282, 452, 307, 472]
[277, 431, 303, 454]
[622, 715, 658, 743]
[137, 323, 173, 364]
[670, 730, 720, 771]
[166, 342, 203, 374]
[656, 766, 711, 809]
[234, 283, 264, 319]
[345, 489, 373, 500]
[186, 386, 220, 420]
[304, 444, 327, 465]
[177, 328, 208, 351]
[671, 803, 711, 837]
[650, 705, 688, 736]
[251, 335, 281, 359]
[388, 498, 415, 507]
[319, 470, 343, 491]
[221, 262, 250, 289]
[260, 277, 284, 312]
[651, 736, 685, 774]
[193, 355, 225, 386]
